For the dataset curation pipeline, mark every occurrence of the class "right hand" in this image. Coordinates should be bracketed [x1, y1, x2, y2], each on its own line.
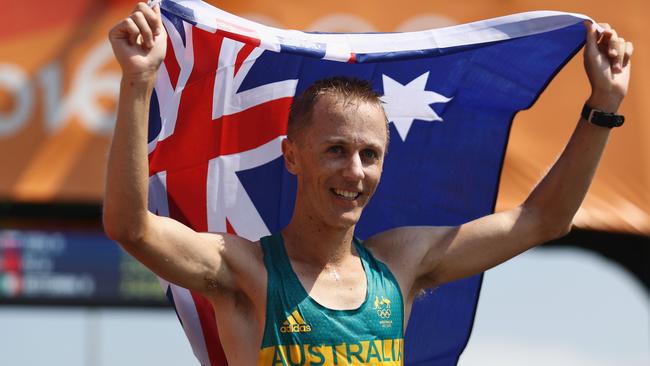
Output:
[109, 2, 167, 81]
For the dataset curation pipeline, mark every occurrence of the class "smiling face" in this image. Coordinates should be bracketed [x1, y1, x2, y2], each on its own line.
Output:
[283, 93, 389, 230]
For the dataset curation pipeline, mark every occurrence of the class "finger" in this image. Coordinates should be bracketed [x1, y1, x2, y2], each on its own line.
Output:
[599, 28, 619, 57]
[623, 41, 633, 68]
[596, 29, 613, 54]
[122, 17, 141, 46]
[597, 23, 612, 42]
[130, 11, 154, 48]
[597, 22, 611, 43]
[152, 4, 164, 36]
[614, 37, 626, 72]
[136, 2, 163, 36]
[584, 20, 598, 52]
[625, 41, 634, 58]
[109, 17, 141, 46]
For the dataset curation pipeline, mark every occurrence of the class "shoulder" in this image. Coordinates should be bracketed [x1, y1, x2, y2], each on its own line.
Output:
[203, 232, 266, 286]
[361, 228, 422, 288]
[210, 232, 264, 263]
[361, 226, 455, 291]
[205, 232, 268, 304]
[362, 226, 451, 263]
[362, 227, 410, 263]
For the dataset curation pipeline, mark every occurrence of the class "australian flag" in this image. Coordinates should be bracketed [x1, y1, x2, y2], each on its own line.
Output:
[146, 0, 589, 365]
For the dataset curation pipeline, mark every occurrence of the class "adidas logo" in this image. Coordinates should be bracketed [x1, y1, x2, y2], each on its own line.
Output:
[279, 309, 312, 333]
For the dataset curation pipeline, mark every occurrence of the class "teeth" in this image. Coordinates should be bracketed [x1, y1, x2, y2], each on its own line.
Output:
[334, 189, 360, 200]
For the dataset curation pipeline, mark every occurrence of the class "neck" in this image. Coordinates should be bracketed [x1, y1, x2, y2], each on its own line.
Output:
[282, 211, 356, 268]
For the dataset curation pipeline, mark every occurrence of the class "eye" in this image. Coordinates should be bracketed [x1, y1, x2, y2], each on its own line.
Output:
[360, 149, 379, 160]
[327, 145, 344, 155]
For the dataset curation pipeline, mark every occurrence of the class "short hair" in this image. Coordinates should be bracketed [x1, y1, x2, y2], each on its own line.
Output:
[287, 76, 388, 141]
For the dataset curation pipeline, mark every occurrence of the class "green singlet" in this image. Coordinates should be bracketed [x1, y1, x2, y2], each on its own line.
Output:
[258, 233, 404, 366]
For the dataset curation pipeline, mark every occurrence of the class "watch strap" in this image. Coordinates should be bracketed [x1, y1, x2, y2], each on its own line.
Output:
[581, 104, 625, 128]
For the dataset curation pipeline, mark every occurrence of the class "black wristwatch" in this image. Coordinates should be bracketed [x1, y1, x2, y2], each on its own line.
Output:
[581, 103, 625, 128]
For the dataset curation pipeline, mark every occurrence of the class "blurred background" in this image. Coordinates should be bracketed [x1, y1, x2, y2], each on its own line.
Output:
[0, 0, 648, 365]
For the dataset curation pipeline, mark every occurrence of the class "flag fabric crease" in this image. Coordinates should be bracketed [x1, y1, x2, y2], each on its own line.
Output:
[146, 0, 589, 364]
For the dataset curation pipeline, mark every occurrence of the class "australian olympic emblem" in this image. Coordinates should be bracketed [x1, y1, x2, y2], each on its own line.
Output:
[374, 295, 392, 319]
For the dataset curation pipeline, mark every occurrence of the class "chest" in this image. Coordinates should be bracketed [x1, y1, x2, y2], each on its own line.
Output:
[258, 235, 405, 365]
[293, 260, 368, 310]
[260, 266, 404, 366]
[263, 256, 404, 344]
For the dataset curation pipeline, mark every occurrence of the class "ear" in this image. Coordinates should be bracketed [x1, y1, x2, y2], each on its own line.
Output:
[282, 138, 299, 175]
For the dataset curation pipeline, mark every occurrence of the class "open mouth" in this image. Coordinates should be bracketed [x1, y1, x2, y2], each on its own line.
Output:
[331, 188, 361, 201]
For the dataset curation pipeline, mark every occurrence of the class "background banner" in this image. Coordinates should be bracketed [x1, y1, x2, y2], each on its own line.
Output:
[0, 0, 647, 232]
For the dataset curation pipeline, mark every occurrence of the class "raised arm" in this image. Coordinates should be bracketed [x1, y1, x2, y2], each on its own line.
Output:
[372, 22, 633, 294]
[103, 3, 258, 296]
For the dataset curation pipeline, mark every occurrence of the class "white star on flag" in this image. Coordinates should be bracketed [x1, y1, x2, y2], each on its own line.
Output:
[381, 72, 452, 141]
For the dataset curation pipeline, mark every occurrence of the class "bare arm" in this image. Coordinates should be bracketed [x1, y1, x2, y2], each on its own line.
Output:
[103, 3, 256, 295]
[372, 22, 634, 294]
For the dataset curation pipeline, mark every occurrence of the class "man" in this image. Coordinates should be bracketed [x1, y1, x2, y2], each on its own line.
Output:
[104, 2, 633, 365]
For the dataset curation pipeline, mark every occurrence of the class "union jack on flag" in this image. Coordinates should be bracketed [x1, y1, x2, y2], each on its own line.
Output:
[146, 0, 591, 364]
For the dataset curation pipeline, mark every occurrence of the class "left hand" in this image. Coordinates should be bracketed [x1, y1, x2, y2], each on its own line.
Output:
[583, 22, 633, 112]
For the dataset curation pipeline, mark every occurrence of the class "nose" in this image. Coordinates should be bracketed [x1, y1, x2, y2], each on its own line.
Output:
[342, 152, 365, 181]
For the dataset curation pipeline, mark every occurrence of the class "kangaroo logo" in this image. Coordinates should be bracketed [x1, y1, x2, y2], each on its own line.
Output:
[374, 295, 392, 318]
